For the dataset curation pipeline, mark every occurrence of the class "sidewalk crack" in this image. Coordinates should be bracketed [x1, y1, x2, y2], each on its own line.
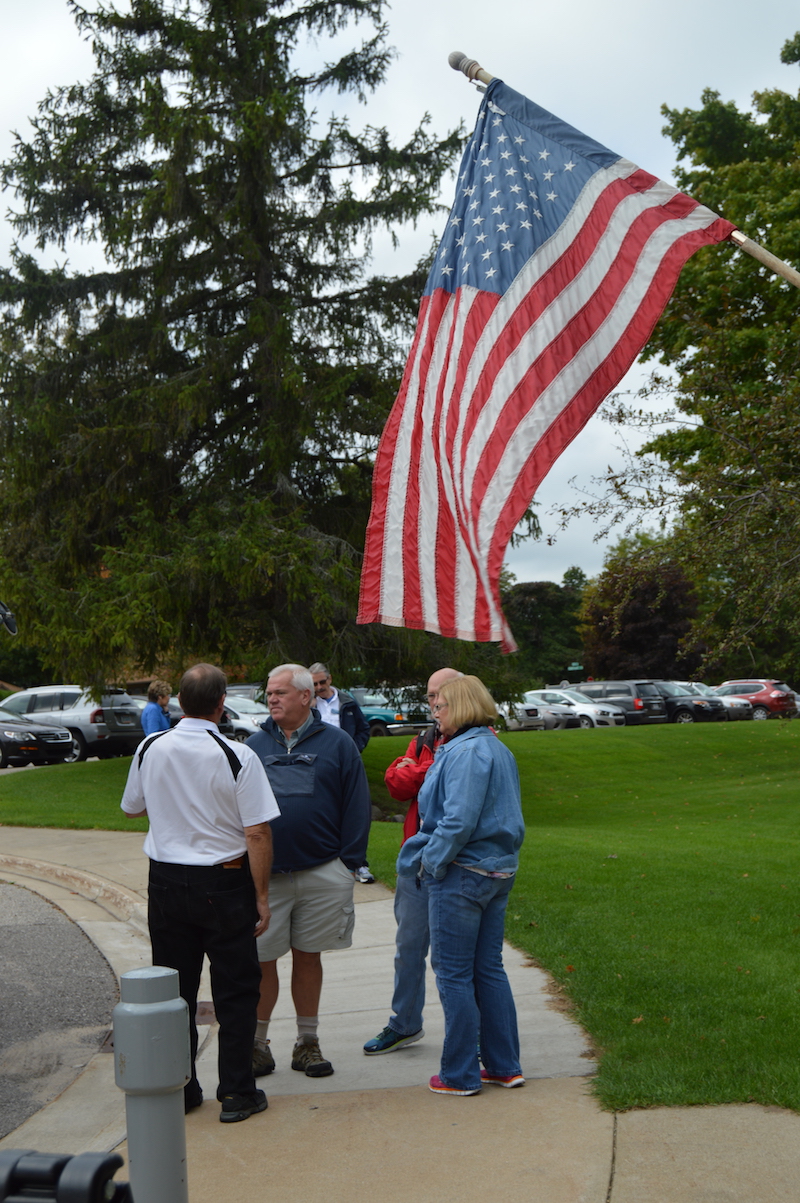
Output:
[605, 1112, 618, 1202]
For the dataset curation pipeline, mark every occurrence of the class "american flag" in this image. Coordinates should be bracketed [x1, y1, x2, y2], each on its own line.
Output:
[357, 78, 735, 650]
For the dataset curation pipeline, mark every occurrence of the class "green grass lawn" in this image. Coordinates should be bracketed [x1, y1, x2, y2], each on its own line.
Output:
[3, 722, 800, 1111]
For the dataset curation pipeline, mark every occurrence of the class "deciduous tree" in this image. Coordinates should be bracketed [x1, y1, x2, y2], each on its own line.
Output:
[561, 34, 800, 675]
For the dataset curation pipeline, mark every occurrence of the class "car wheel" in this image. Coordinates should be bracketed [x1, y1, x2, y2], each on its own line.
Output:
[63, 730, 88, 763]
[233, 731, 249, 743]
[0, 743, 8, 769]
[673, 709, 695, 723]
[579, 716, 594, 729]
[369, 721, 389, 737]
[752, 705, 769, 720]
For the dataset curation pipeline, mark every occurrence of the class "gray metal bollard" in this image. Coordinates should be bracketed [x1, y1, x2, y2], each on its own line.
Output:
[113, 967, 190, 1203]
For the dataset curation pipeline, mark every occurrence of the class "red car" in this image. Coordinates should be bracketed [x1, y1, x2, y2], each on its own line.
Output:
[714, 680, 797, 720]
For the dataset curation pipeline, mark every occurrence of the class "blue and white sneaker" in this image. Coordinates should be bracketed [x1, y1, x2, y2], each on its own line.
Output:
[363, 1026, 424, 1055]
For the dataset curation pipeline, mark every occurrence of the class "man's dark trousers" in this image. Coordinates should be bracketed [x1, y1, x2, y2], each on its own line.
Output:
[148, 860, 261, 1101]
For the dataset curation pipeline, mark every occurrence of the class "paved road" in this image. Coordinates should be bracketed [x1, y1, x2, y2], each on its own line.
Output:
[0, 882, 119, 1139]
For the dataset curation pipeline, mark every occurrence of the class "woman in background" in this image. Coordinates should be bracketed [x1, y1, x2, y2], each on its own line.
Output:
[141, 680, 172, 737]
[397, 674, 525, 1096]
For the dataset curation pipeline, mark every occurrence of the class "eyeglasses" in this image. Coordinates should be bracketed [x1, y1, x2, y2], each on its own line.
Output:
[432, 702, 448, 713]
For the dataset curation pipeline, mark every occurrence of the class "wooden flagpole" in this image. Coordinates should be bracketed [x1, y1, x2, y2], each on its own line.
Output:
[728, 230, 800, 290]
[448, 53, 800, 292]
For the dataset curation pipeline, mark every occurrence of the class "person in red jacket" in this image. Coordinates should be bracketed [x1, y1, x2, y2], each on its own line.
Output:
[363, 667, 462, 1055]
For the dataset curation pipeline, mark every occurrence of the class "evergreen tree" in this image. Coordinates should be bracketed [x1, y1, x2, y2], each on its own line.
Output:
[502, 573, 584, 686]
[0, 0, 461, 682]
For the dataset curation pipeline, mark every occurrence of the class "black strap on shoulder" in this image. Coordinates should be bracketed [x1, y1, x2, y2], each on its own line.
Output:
[137, 728, 171, 768]
[415, 724, 437, 757]
[207, 730, 243, 780]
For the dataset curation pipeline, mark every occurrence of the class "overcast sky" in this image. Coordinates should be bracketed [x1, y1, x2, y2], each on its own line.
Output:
[2, 0, 798, 583]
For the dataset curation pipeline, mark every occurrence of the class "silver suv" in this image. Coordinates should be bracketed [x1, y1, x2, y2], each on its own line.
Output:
[1, 685, 143, 762]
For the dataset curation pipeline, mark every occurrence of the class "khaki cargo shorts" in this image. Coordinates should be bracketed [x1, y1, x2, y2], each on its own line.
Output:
[256, 857, 356, 961]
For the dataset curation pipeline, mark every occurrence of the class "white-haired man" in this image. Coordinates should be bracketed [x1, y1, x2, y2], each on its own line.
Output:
[246, 664, 371, 1078]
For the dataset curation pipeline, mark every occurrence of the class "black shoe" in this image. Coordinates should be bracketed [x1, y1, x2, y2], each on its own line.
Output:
[219, 1089, 268, 1123]
[184, 1081, 204, 1113]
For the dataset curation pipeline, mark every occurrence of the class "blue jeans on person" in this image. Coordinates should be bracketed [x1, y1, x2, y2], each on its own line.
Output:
[427, 864, 521, 1091]
[388, 873, 429, 1036]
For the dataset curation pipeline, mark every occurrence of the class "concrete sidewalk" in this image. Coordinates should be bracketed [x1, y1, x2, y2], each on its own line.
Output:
[1, 825, 799, 1202]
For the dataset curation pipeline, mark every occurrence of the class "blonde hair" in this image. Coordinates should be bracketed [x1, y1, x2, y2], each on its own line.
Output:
[437, 675, 497, 729]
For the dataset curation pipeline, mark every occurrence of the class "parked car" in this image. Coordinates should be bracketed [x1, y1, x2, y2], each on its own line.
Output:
[131, 695, 235, 737]
[578, 681, 668, 725]
[349, 690, 419, 737]
[526, 688, 626, 729]
[651, 681, 727, 723]
[220, 696, 271, 742]
[225, 683, 264, 701]
[676, 681, 753, 721]
[714, 679, 797, 720]
[504, 693, 580, 731]
[0, 706, 74, 768]
[501, 695, 546, 731]
[1, 686, 143, 762]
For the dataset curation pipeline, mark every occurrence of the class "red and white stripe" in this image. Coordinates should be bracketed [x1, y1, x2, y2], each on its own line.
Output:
[358, 159, 734, 650]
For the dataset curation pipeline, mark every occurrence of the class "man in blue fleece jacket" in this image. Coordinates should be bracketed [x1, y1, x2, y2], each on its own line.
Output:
[246, 663, 371, 1080]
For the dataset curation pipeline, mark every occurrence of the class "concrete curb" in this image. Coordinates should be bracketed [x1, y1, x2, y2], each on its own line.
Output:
[0, 853, 149, 936]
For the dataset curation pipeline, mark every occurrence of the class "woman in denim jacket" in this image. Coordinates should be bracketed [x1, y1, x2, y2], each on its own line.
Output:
[396, 675, 525, 1096]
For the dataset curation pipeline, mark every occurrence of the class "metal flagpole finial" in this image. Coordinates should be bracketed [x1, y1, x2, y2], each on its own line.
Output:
[448, 52, 494, 88]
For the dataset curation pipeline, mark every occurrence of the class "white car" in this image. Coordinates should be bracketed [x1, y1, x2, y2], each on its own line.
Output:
[222, 696, 271, 741]
[524, 688, 627, 729]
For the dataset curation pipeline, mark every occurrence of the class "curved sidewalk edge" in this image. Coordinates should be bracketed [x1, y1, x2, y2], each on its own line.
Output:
[0, 851, 149, 936]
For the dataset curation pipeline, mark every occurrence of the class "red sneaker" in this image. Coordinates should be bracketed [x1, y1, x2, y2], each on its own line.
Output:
[429, 1074, 480, 1096]
[480, 1069, 525, 1088]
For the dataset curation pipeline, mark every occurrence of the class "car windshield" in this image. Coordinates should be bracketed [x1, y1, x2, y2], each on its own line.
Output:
[688, 682, 713, 696]
[225, 695, 269, 713]
[561, 690, 596, 705]
[655, 682, 691, 698]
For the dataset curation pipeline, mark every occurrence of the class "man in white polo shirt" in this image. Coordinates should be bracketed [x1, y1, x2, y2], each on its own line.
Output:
[121, 662, 280, 1124]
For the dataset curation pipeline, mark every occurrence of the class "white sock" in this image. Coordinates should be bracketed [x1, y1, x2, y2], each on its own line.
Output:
[296, 1015, 319, 1042]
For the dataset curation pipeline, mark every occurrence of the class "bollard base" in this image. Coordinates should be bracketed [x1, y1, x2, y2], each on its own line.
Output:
[125, 1091, 188, 1203]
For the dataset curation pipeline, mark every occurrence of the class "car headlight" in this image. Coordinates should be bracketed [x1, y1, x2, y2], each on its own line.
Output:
[3, 729, 34, 739]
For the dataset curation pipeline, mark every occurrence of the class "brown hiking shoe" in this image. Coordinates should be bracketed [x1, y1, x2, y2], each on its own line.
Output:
[253, 1040, 275, 1077]
[291, 1036, 334, 1077]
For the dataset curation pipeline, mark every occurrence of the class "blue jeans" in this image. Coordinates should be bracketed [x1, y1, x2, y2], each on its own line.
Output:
[427, 864, 521, 1091]
[389, 873, 429, 1036]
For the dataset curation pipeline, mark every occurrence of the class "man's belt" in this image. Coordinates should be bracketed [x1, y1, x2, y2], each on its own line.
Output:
[221, 854, 245, 869]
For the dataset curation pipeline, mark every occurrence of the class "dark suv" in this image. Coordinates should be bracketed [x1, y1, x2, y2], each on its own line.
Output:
[577, 680, 668, 725]
[652, 680, 727, 723]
